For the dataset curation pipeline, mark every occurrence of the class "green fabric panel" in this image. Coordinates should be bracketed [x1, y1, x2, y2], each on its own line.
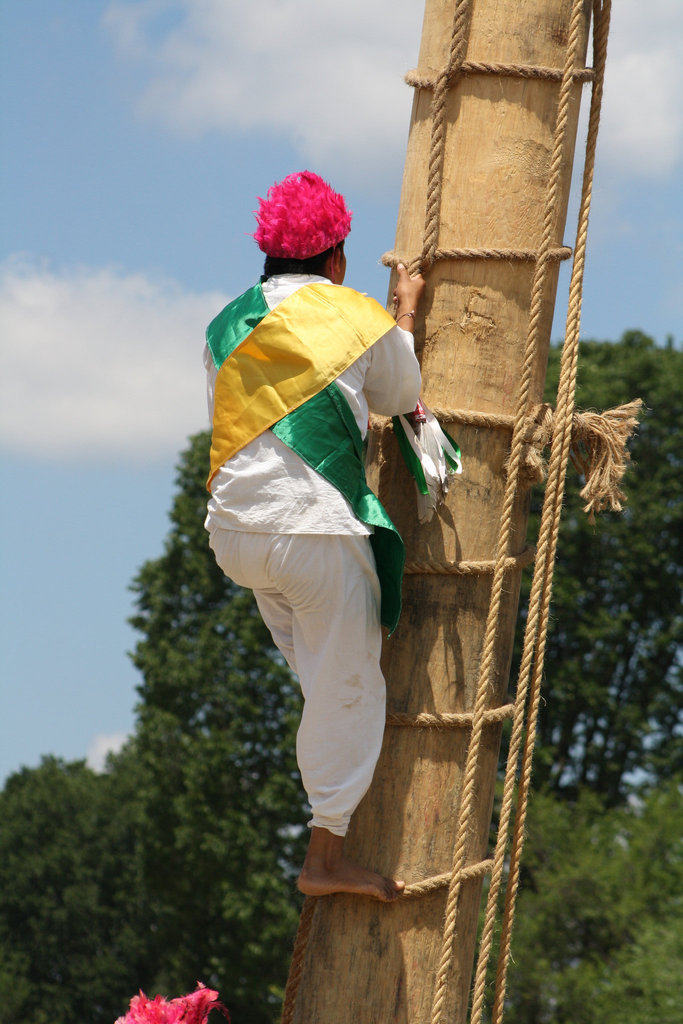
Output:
[392, 415, 430, 495]
[205, 281, 269, 369]
[442, 426, 462, 471]
[272, 384, 405, 634]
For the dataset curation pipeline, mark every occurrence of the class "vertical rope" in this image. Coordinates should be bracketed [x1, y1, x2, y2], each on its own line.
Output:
[421, 0, 475, 270]
[430, 1, 592, 1021]
[490, 6, 612, 1021]
[467, 0, 599, 1018]
[279, 897, 317, 1024]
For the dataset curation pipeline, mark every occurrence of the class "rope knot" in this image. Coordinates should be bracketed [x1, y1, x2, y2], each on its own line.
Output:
[516, 399, 643, 520]
[517, 403, 555, 487]
[570, 399, 644, 520]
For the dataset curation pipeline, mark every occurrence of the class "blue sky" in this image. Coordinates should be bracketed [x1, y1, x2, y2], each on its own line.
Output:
[2, 0, 682, 783]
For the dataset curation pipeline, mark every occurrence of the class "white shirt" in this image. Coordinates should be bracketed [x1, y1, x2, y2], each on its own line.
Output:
[205, 274, 421, 535]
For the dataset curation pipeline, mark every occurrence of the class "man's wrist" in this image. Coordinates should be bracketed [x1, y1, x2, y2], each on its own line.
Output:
[396, 310, 416, 325]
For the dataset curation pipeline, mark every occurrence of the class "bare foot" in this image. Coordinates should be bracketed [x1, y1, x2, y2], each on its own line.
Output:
[297, 827, 405, 902]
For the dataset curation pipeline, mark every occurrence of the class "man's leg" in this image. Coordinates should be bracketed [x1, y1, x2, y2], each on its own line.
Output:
[299, 826, 403, 901]
[209, 528, 403, 900]
[209, 526, 298, 671]
[265, 533, 404, 901]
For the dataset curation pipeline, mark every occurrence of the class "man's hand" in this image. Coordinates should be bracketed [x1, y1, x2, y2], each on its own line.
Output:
[393, 263, 426, 330]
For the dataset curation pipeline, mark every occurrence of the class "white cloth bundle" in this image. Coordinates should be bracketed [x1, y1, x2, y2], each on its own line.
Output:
[393, 400, 462, 522]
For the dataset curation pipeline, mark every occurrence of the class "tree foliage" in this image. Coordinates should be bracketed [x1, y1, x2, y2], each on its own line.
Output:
[522, 332, 683, 804]
[503, 781, 683, 1024]
[0, 754, 152, 1024]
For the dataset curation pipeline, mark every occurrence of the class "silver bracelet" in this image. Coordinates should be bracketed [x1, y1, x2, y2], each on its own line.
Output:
[396, 310, 416, 324]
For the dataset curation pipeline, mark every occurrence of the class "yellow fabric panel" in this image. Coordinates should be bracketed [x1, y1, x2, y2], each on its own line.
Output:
[209, 283, 395, 483]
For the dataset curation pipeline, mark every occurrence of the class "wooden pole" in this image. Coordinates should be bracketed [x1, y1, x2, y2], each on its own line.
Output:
[286, 1, 592, 1021]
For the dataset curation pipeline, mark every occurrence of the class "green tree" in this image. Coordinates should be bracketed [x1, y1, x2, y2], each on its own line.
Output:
[503, 780, 683, 1024]
[0, 754, 152, 1024]
[127, 431, 308, 1023]
[523, 332, 683, 804]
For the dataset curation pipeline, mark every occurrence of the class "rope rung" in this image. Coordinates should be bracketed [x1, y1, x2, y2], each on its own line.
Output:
[404, 548, 536, 577]
[403, 858, 495, 900]
[382, 245, 572, 272]
[406, 61, 594, 89]
[387, 704, 515, 730]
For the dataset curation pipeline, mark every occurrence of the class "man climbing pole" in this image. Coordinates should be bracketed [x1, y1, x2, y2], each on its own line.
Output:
[204, 170, 425, 901]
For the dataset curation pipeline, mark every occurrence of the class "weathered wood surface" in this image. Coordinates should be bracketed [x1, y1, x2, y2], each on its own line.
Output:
[289, 1, 591, 1021]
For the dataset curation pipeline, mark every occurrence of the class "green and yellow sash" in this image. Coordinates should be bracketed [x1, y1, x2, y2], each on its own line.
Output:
[207, 280, 395, 479]
[206, 281, 405, 632]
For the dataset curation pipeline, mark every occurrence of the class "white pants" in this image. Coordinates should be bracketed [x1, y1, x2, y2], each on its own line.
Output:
[208, 529, 387, 836]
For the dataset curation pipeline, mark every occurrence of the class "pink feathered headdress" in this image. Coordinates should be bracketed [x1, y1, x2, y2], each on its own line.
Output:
[253, 170, 352, 259]
[115, 983, 229, 1024]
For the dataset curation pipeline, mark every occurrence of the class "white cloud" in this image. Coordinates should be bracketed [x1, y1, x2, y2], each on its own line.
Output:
[87, 731, 129, 772]
[0, 255, 226, 461]
[600, 0, 683, 177]
[103, 0, 423, 180]
[103, 0, 683, 183]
